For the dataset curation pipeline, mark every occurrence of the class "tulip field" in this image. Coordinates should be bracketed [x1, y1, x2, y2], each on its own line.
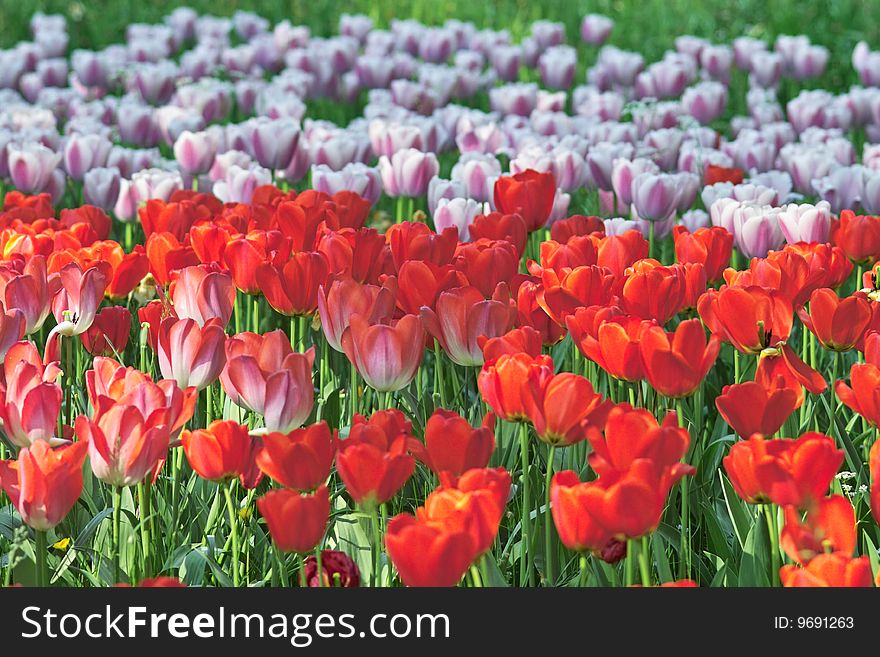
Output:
[3, 2, 880, 590]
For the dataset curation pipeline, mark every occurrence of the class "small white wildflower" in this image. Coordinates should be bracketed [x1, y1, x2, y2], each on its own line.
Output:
[836, 471, 857, 481]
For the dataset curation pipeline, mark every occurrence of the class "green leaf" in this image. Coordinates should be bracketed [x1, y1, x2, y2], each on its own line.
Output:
[652, 532, 673, 584]
[738, 515, 770, 587]
[719, 470, 751, 550]
[481, 553, 509, 587]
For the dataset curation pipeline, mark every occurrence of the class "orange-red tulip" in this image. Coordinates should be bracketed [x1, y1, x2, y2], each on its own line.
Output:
[780, 495, 856, 565]
[570, 312, 652, 382]
[780, 553, 873, 587]
[550, 470, 614, 552]
[523, 371, 611, 445]
[723, 433, 843, 507]
[597, 230, 649, 279]
[182, 420, 257, 483]
[715, 379, 798, 438]
[256, 421, 336, 491]
[550, 214, 605, 243]
[453, 238, 519, 299]
[538, 265, 615, 325]
[754, 343, 827, 408]
[477, 325, 543, 361]
[469, 212, 527, 258]
[257, 250, 330, 317]
[515, 279, 566, 345]
[697, 285, 793, 354]
[798, 288, 871, 352]
[424, 409, 495, 477]
[0, 254, 52, 334]
[257, 485, 330, 553]
[0, 439, 88, 530]
[145, 231, 200, 287]
[384, 513, 477, 587]
[639, 318, 720, 397]
[388, 221, 458, 270]
[317, 276, 396, 352]
[830, 209, 880, 266]
[673, 225, 734, 284]
[835, 362, 880, 426]
[478, 352, 554, 422]
[80, 306, 131, 357]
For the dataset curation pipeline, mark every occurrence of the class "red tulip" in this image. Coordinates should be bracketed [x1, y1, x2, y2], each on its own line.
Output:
[190, 222, 238, 265]
[835, 362, 880, 426]
[754, 342, 827, 409]
[550, 214, 605, 243]
[385, 513, 477, 587]
[0, 341, 62, 447]
[388, 221, 458, 270]
[516, 279, 566, 345]
[170, 264, 235, 328]
[424, 409, 495, 476]
[139, 198, 209, 240]
[780, 553, 873, 587]
[477, 325, 543, 361]
[453, 239, 519, 298]
[478, 353, 554, 422]
[335, 409, 417, 507]
[223, 232, 284, 295]
[145, 231, 200, 287]
[303, 550, 360, 587]
[785, 242, 852, 291]
[221, 331, 315, 433]
[638, 318, 720, 398]
[394, 260, 467, 315]
[704, 164, 744, 185]
[0, 440, 88, 530]
[80, 306, 131, 357]
[673, 225, 733, 284]
[620, 260, 687, 324]
[697, 285, 793, 354]
[256, 421, 336, 491]
[317, 226, 391, 285]
[157, 316, 226, 390]
[341, 313, 423, 392]
[780, 495, 856, 565]
[723, 433, 843, 508]
[798, 288, 871, 352]
[597, 230, 649, 279]
[257, 251, 330, 317]
[570, 312, 652, 382]
[726, 249, 826, 309]
[421, 283, 516, 367]
[469, 212, 527, 258]
[534, 236, 600, 274]
[830, 209, 880, 266]
[79, 241, 149, 300]
[182, 420, 257, 483]
[493, 169, 556, 232]
[523, 372, 611, 445]
[587, 406, 693, 482]
[538, 265, 615, 325]
[550, 470, 614, 552]
[870, 441, 880, 526]
[257, 485, 330, 553]
[715, 379, 798, 438]
[317, 276, 396, 352]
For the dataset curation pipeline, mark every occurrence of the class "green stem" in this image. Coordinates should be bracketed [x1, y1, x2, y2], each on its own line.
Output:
[578, 554, 589, 587]
[35, 530, 48, 587]
[518, 422, 533, 587]
[648, 221, 656, 261]
[349, 359, 359, 422]
[434, 340, 449, 407]
[223, 481, 241, 587]
[112, 486, 122, 584]
[395, 196, 404, 223]
[544, 445, 555, 587]
[765, 505, 781, 587]
[469, 564, 483, 587]
[315, 548, 324, 588]
[137, 482, 151, 579]
[370, 506, 382, 587]
[625, 539, 635, 586]
[638, 535, 651, 586]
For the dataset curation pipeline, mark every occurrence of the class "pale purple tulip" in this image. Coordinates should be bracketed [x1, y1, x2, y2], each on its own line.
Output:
[572, 89, 625, 121]
[731, 203, 785, 258]
[587, 141, 634, 192]
[538, 46, 577, 90]
[600, 47, 644, 87]
[700, 45, 733, 83]
[339, 14, 373, 44]
[603, 217, 639, 236]
[117, 103, 160, 147]
[368, 120, 423, 158]
[130, 168, 184, 205]
[682, 81, 727, 124]
[427, 176, 466, 217]
[702, 183, 735, 210]
[8, 142, 62, 193]
[790, 45, 829, 80]
[129, 61, 178, 105]
[62, 133, 112, 181]
[674, 172, 702, 212]
[783, 144, 838, 194]
[489, 83, 538, 116]
[861, 168, 880, 214]
[630, 172, 680, 222]
[681, 209, 710, 232]
[547, 188, 571, 224]
[456, 121, 510, 155]
[777, 201, 832, 244]
[732, 183, 779, 206]
[83, 166, 121, 210]
[450, 152, 502, 201]
[749, 51, 783, 88]
[433, 197, 485, 241]
[612, 157, 660, 207]
[491, 46, 522, 82]
[311, 162, 382, 205]
[580, 14, 613, 45]
[173, 130, 218, 176]
[531, 20, 565, 49]
[749, 171, 794, 203]
[812, 166, 862, 214]
[643, 129, 685, 171]
[378, 148, 439, 198]
[355, 55, 395, 89]
[244, 117, 301, 170]
[212, 165, 271, 204]
[390, 79, 439, 115]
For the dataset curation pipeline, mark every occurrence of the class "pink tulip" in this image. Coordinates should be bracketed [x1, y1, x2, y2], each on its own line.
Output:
[0, 341, 62, 447]
[158, 317, 227, 390]
[221, 331, 315, 432]
[451, 152, 502, 201]
[83, 166, 121, 210]
[312, 162, 382, 206]
[49, 262, 109, 337]
[630, 172, 679, 222]
[62, 133, 112, 181]
[489, 83, 538, 116]
[538, 46, 577, 90]
[212, 164, 272, 204]
[0, 255, 53, 335]
[731, 204, 785, 258]
[612, 157, 660, 207]
[341, 313, 423, 392]
[682, 81, 727, 124]
[171, 265, 235, 328]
